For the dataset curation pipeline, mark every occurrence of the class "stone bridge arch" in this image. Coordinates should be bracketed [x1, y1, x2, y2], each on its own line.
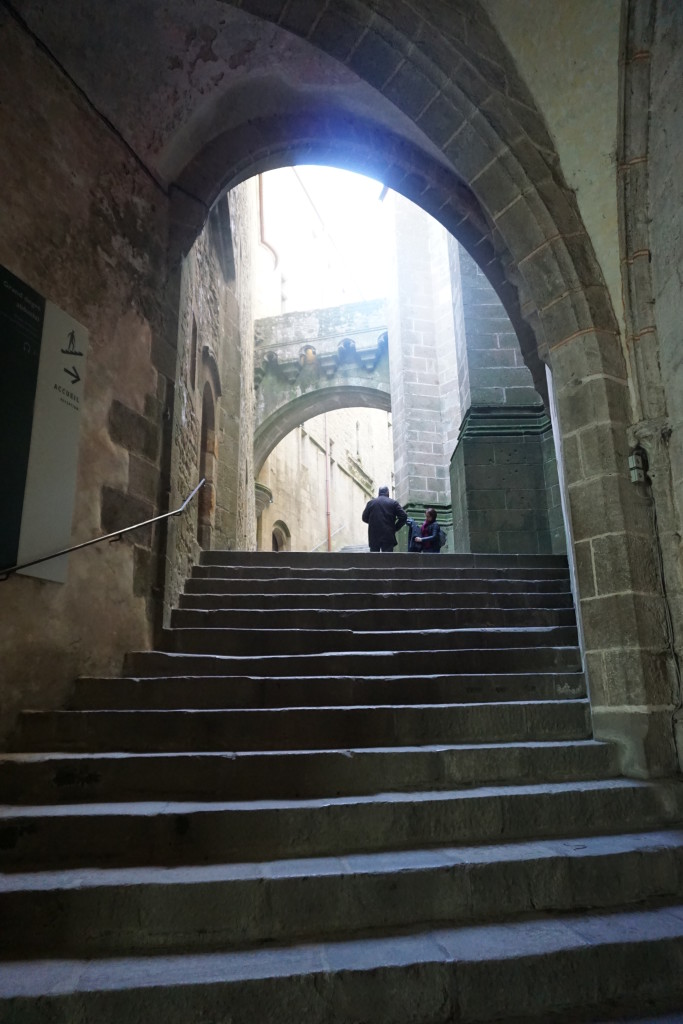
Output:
[253, 300, 390, 474]
[255, 383, 391, 476]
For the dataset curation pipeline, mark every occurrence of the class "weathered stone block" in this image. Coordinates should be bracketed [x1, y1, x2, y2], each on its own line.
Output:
[133, 544, 155, 598]
[470, 386, 505, 405]
[310, 8, 362, 61]
[591, 705, 678, 778]
[579, 422, 630, 479]
[468, 529, 500, 553]
[469, 489, 506, 510]
[467, 463, 545, 492]
[591, 530, 660, 596]
[581, 592, 668, 653]
[462, 441, 496, 466]
[109, 401, 159, 462]
[470, 366, 535, 391]
[504, 488, 548, 510]
[504, 387, 544, 406]
[567, 476, 651, 544]
[495, 194, 550, 263]
[549, 330, 627, 383]
[383, 61, 437, 119]
[584, 645, 675, 708]
[101, 486, 155, 548]
[573, 540, 596, 599]
[128, 454, 160, 504]
[495, 442, 544, 466]
[348, 28, 402, 90]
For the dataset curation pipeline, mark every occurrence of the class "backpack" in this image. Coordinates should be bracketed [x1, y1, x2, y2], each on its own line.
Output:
[436, 526, 447, 549]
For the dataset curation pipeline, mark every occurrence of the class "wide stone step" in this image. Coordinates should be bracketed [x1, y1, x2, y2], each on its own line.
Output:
[200, 550, 571, 570]
[192, 564, 570, 581]
[184, 576, 571, 595]
[1, 830, 679, 959]
[1, 779, 682, 870]
[178, 589, 577, 611]
[162, 625, 580, 657]
[170, 606, 577, 631]
[69, 671, 587, 709]
[123, 645, 583, 677]
[0, 739, 618, 804]
[9, 700, 592, 753]
[2, 904, 683, 1024]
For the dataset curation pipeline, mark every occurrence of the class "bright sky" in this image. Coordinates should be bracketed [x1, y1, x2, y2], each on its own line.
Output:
[260, 165, 392, 313]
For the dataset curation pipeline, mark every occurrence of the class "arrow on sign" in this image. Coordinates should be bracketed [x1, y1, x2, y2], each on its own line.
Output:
[64, 366, 81, 385]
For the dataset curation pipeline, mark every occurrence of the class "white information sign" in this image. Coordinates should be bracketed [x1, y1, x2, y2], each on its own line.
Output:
[16, 301, 89, 582]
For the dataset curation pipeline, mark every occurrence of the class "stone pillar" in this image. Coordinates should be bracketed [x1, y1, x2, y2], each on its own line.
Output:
[387, 193, 459, 543]
[448, 246, 565, 555]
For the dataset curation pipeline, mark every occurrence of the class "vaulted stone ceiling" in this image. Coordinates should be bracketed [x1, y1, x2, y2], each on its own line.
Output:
[8, 0, 619, 401]
[12, 1, 449, 185]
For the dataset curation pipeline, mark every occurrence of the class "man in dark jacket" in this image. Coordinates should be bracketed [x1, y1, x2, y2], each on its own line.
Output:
[362, 486, 408, 552]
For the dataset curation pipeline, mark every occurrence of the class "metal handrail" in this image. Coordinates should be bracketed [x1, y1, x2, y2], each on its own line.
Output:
[0, 479, 206, 582]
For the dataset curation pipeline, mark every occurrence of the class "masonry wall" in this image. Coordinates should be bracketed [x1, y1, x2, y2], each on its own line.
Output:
[449, 247, 564, 555]
[649, 0, 683, 675]
[165, 182, 258, 616]
[0, 12, 171, 738]
[387, 193, 457, 528]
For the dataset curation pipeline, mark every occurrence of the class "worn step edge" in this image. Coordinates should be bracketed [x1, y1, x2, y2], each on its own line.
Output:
[1, 905, 683, 1023]
[163, 627, 580, 656]
[170, 607, 578, 626]
[1, 779, 682, 870]
[178, 592, 578, 609]
[121, 647, 583, 677]
[67, 671, 588, 708]
[183, 579, 573, 594]
[0, 740, 619, 803]
[2, 830, 681, 957]
[9, 700, 593, 753]
[199, 551, 571, 566]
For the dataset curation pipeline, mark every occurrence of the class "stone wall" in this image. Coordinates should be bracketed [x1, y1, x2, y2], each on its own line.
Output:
[648, 0, 683, 685]
[449, 247, 564, 555]
[0, 12, 170, 737]
[165, 182, 257, 616]
[387, 193, 458, 532]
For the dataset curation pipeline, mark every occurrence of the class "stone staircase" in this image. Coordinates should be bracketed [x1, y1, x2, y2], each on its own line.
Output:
[2, 551, 683, 1022]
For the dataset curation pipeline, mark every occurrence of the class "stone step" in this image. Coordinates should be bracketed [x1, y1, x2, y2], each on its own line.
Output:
[162, 625, 580, 657]
[199, 550, 571, 570]
[170, 606, 577, 631]
[0, 830, 677, 959]
[0, 739, 618, 804]
[183, 575, 572, 594]
[1, 779, 682, 870]
[69, 671, 588, 709]
[178, 589, 577, 611]
[123, 645, 583, 677]
[192, 564, 571, 581]
[9, 700, 592, 753]
[1, 904, 683, 1023]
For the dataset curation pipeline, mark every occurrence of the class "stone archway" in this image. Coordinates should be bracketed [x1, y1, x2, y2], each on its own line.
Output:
[162, 0, 675, 775]
[255, 384, 391, 477]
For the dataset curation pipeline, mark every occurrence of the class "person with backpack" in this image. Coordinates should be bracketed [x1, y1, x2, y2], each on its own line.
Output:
[411, 507, 443, 553]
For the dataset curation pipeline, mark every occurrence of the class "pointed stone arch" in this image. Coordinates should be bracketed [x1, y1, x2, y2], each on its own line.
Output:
[162, 0, 675, 773]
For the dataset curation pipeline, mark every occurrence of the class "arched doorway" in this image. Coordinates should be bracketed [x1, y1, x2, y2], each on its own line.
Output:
[271, 520, 291, 552]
